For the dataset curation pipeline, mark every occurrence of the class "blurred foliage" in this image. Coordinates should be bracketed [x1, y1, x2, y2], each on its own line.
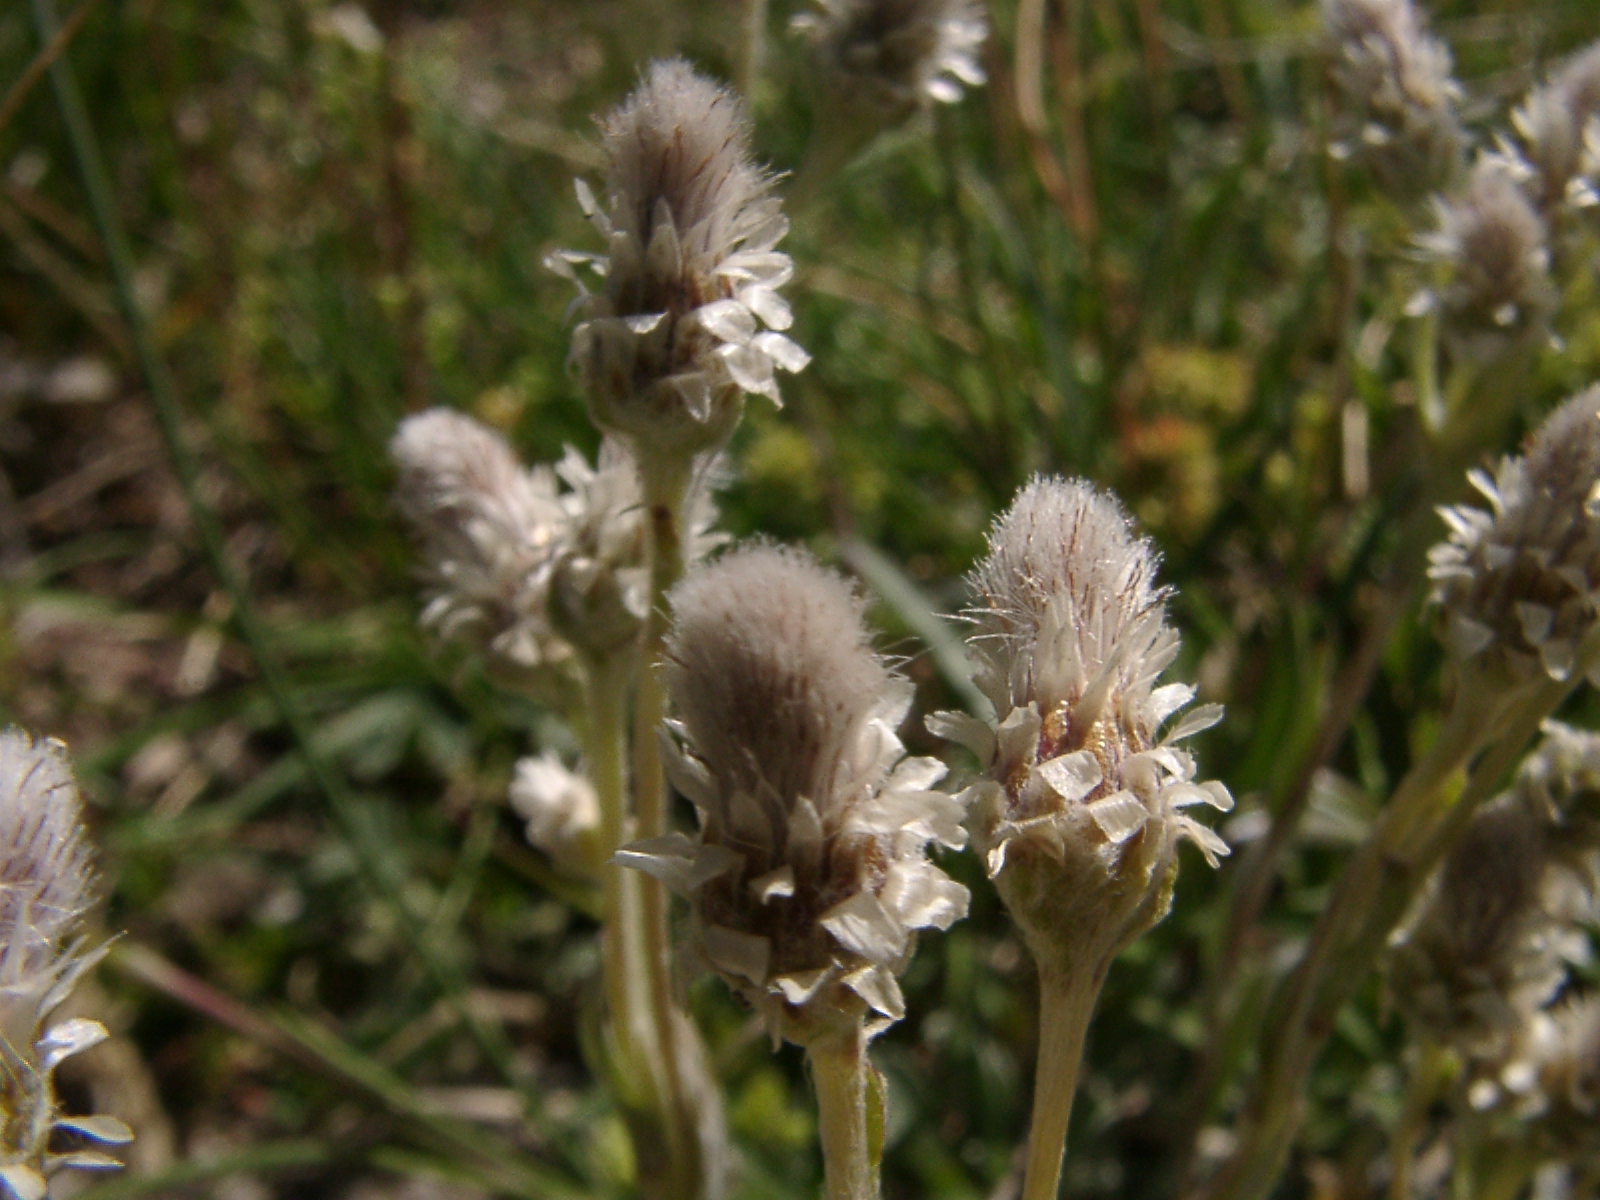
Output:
[3, 0, 1600, 1197]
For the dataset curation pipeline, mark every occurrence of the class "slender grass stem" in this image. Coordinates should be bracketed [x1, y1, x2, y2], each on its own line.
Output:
[808, 1025, 877, 1200]
[1021, 967, 1104, 1200]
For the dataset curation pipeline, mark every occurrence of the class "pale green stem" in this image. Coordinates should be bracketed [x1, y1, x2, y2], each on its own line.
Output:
[1414, 304, 1443, 435]
[1388, 1040, 1453, 1200]
[1021, 966, 1106, 1200]
[740, 0, 768, 99]
[1456, 1134, 1540, 1200]
[632, 469, 701, 1200]
[808, 1025, 877, 1200]
[583, 653, 660, 1096]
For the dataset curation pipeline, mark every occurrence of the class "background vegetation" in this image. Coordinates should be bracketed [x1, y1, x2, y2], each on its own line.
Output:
[2, 0, 1599, 1196]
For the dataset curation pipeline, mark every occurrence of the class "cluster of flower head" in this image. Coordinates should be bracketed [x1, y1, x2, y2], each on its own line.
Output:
[392, 408, 728, 868]
[1321, 0, 1464, 195]
[617, 544, 968, 1046]
[792, 0, 988, 123]
[932, 477, 1230, 976]
[1428, 386, 1600, 687]
[0, 730, 132, 1198]
[548, 60, 808, 469]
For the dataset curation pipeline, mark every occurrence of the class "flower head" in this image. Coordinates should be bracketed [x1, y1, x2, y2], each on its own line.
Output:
[390, 408, 569, 676]
[793, 0, 988, 121]
[1322, 0, 1464, 194]
[1416, 158, 1554, 357]
[1388, 792, 1576, 1054]
[1512, 42, 1600, 214]
[617, 544, 968, 1046]
[0, 730, 131, 1191]
[548, 60, 808, 473]
[1429, 387, 1600, 685]
[933, 477, 1230, 976]
[509, 753, 602, 879]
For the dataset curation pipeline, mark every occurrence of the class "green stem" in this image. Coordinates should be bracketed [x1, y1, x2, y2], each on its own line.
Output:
[26, 0, 526, 1097]
[1021, 967, 1105, 1200]
[740, 0, 768, 99]
[808, 1025, 877, 1200]
[585, 653, 648, 1067]
[1388, 1041, 1452, 1200]
[632, 472, 703, 1199]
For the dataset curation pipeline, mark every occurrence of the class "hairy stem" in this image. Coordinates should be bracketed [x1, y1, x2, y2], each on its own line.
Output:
[1022, 966, 1105, 1200]
[632, 470, 703, 1199]
[808, 1025, 877, 1200]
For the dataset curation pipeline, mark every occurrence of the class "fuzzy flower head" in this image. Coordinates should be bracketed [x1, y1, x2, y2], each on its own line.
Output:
[1512, 42, 1600, 215]
[1429, 387, 1600, 686]
[1323, 0, 1464, 195]
[793, 0, 988, 122]
[618, 544, 968, 1046]
[548, 60, 808, 473]
[1388, 792, 1579, 1055]
[390, 409, 569, 678]
[1416, 158, 1554, 358]
[0, 731, 131, 1192]
[932, 478, 1231, 977]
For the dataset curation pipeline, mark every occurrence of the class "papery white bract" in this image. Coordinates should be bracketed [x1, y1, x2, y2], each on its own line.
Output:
[0, 730, 130, 1191]
[1429, 386, 1600, 685]
[932, 477, 1230, 976]
[617, 544, 968, 1045]
[548, 60, 808, 469]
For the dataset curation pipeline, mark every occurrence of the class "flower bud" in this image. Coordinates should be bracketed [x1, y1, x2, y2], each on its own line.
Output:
[0, 730, 131, 1193]
[1429, 387, 1600, 685]
[933, 477, 1231, 978]
[548, 60, 808, 473]
[617, 544, 968, 1045]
